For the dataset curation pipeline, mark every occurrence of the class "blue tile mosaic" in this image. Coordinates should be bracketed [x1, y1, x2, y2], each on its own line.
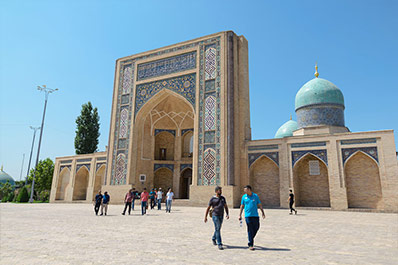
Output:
[297, 105, 344, 128]
[248, 152, 279, 167]
[76, 164, 90, 172]
[60, 160, 72, 164]
[137, 52, 196, 81]
[135, 74, 196, 116]
[96, 162, 106, 171]
[292, 150, 328, 167]
[181, 128, 193, 136]
[59, 165, 71, 173]
[340, 138, 377, 145]
[180, 164, 193, 172]
[342, 147, 378, 164]
[248, 145, 279, 151]
[204, 131, 215, 143]
[291, 142, 326, 148]
[154, 129, 176, 136]
[154, 164, 174, 172]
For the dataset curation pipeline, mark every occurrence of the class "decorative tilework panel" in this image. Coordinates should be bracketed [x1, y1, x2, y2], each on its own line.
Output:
[342, 147, 378, 164]
[205, 80, 215, 92]
[248, 152, 279, 167]
[181, 128, 193, 136]
[292, 150, 328, 167]
[291, 142, 326, 148]
[119, 108, 129, 139]
[59, 165, 71, 173]
[203, 148, 216, 185]
[154, 129, 176, 136]
[121, 95, 130, 105]
[248, 145, 279, 151]
[340, 138, 377, 145]
[122, 65, 133, 94]
[118, 139, 127, 149]
[77, 158, 92, 163]
[96, 163, 106, 171]
[204, 131, 215, 143]
[137, 52, 196, 81]
[180, 164, 193, 172]
[60, 160, 72, 164]
[135, 74, 196, 116]
[76, 164, 90, 172]
[205, 46, 216, 80]
[97, 157, 106, 161]
[204, 96, 216, 130]
[154, 164, 174, 172]
[297, 105, 345, 128]
[114, 154, 126, 185]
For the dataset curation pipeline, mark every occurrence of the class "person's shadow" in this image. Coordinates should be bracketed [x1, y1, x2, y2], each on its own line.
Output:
[223, 245, 291, 251]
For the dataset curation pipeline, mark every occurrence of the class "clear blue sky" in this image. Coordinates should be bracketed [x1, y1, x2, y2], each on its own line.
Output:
[1, 0, 397, 180]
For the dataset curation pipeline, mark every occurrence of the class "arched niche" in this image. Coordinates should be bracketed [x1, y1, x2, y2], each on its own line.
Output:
[92, 165, 105, 200]
[293, 153, 330, 207]
[154, 167, 173, 192]
[344, 151, 382, 209]
[56, 167, 70, 200]
[250, 155, 280, 207]
[154, 131, 175, 160]
[182, 131, 194, 158]
[180, 168, 192, 199]
[72, 166, 89, 201]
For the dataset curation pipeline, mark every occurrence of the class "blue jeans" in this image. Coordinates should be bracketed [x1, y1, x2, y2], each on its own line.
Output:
[212, 215, 224, 245]
[157, 199, 162, 210]
[141, 201, 147, 215]
[132, 199, 135, 210]
[245, 217, 260, 247]
[166, 200, 172, 212]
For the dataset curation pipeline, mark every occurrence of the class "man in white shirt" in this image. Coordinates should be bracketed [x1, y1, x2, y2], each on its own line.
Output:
[166, 188, 174, 213]
[156, 188, 163, 210]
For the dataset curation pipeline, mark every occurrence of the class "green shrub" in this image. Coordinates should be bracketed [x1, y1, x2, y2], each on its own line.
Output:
[16, 187, 29, 202]
[39, 190, 50, 202]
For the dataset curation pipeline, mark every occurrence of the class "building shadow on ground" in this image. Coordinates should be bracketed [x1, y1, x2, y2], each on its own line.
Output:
[224, 245, 291, 251]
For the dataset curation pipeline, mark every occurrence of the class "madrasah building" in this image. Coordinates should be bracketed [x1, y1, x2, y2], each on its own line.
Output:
[49, 31, 398, 212]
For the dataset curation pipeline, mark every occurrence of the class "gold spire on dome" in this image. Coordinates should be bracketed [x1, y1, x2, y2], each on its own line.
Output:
[290, 115, 292, 120]
[314, 63, 319, 78]
[1, 165, 3, 171]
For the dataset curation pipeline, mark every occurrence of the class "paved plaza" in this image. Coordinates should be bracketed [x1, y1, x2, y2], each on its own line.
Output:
[1, 203, 397, 264]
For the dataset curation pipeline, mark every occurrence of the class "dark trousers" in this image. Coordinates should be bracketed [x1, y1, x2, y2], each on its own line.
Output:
[123, 202, 132, 214]
[141, 201, 147, 215]
[94, 203, 101, 215]
[245, 217, 260, 247]
[150, 198, 156, 209]
[157, 199, 162, 210]
[132, 199, 135, 210]
[289, 201, 296, 213]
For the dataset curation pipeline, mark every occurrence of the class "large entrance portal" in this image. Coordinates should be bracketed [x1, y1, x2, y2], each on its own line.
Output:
[180, 168, 192, 199]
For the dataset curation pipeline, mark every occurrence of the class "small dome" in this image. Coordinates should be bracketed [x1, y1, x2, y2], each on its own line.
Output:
[295, 78, 344, 111]
[275, 120, 298, 138]
[0, 167, 15, 186]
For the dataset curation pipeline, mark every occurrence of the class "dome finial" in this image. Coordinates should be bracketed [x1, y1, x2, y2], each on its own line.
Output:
[314, 62, 319, 78]
[1, 165, 3, 171]
[290, 115, 292, 120]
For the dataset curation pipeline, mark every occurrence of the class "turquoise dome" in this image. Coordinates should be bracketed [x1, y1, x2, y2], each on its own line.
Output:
[0, 168, 15, 186]
[295, 78, 344, 110]
[275, 120, 298, 138]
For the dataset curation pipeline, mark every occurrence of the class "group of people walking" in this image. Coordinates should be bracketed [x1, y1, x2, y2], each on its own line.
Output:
[94, 191, 110, 216]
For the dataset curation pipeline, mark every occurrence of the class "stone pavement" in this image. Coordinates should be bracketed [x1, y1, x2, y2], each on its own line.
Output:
[0, 203, 397, 265]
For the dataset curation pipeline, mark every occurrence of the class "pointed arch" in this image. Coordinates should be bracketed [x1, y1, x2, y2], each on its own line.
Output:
[293, 152, 328, 169]
[344, 150, 379, 166]
[250, 155, 280, 207]
[293, 153, 330, 207]
[344, 151, 382, 209]
[92, 164, 105, 200]
[250, 154, 279, 169]
[73, 166, 89, 200]
[154, 167, 173, 191]
[56, 167, 70, 200]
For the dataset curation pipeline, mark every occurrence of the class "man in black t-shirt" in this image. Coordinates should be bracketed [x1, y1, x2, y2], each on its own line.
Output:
[288, 189, 297, 215]
[204, 186, 229, 250]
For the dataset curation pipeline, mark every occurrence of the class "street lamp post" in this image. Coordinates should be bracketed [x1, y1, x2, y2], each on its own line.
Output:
[25, 126, 41, 185]
[29, 85, 58, 203]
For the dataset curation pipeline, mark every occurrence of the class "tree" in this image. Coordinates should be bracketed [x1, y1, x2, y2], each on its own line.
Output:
[74, 101, 100, 154]
[0, 180, 13, 202]
[28, 158, 54, 200]
[16, 186, 29, 202]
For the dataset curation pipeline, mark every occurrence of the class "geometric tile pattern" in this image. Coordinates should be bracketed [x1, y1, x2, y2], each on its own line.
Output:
[204, 96, 216, 130]
[114, 154, 126, 185]
[122, 66, 133, 94]
[154, 129, 176, 136]
[340, 138, 377, 145]
[180, 164, 193, 172]
[154, 163, 174, 172]
[119, 108, 129, 139]
[342, 147, 378, 164]
[137, 51, 196, 81]
[96, 162, 106, 171]
[59, 165, 71, 173]
[76, 164, 90, 172]
[291, 142, 327, 148]
[204, 131, 216, 143]
[205, 47, 216, 80]
[248, 145, 279, 151]
[203, 148, 216, 185]
[248, 152, 279, 167]
[292, 149, 328, 167]
[181, 128, 194, 136]
[134, 74, 196, 117]
[297, 105, 345, 128]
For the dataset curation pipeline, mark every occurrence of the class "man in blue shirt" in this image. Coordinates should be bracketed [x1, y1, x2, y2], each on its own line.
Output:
[100, 191, 110, 216]
[239, 185, 265, 250]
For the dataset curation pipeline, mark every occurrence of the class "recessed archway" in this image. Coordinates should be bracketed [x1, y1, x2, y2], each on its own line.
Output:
[250, 156, 280, 207]
[56, 167, 70, 200]
[154, 131, 175, 160]
[344, 152, 382, 209]
[73, 166, 89, 201]
[182, 131, 194, 158]
[180, 168, 192, 199]
[293, 153, 330, 207]
[92, 165, 105, 201]
[154, 168, 174, 192]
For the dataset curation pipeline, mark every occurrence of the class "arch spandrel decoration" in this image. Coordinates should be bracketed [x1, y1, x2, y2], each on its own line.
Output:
[154, 164, 174, 172]
[154, 129, 176, 136]
[249, 152, 279, 168]
[292, 150, 328, 167]
[96, 163, 106, 172]
[342, 147, 378, 165]
[59, 165, 71, 173]
[76, 164, 90, 172]
[180, 164, 193, 172]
